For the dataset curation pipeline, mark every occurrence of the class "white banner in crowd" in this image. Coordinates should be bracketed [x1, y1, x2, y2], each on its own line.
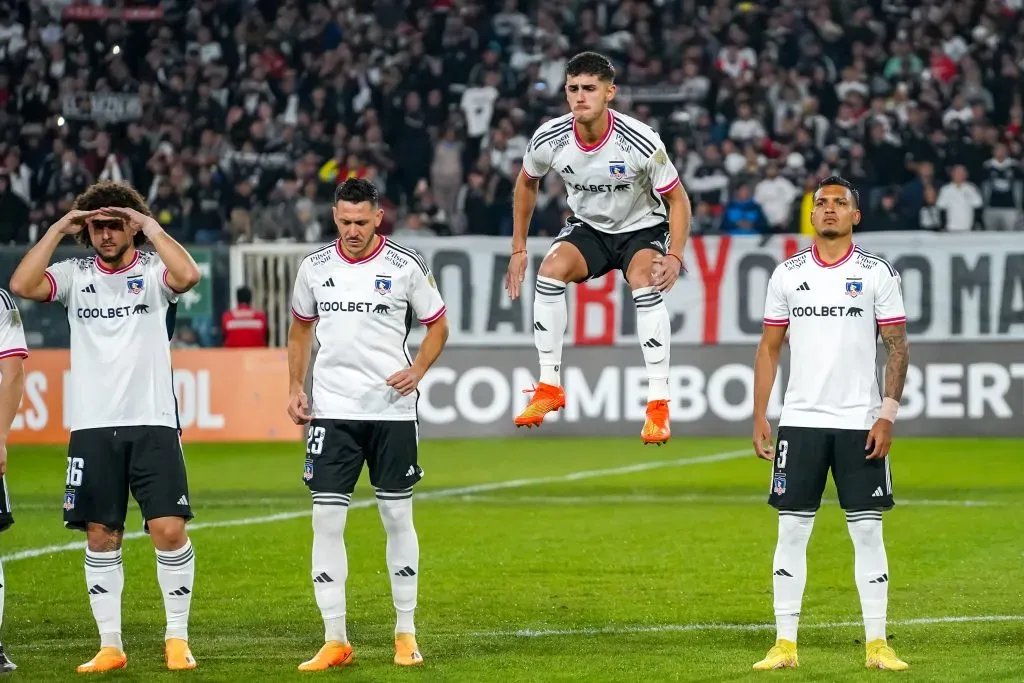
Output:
[389, 232, 1024, 346]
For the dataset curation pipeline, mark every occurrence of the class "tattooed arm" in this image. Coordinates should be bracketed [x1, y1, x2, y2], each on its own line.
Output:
[880, 323, 910, 401]
[866, 323, 910, 459]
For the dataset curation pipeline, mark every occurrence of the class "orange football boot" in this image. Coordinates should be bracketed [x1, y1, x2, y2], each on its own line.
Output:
[394, 633, 424, 666]
[165, 638, 197, 671]
[76, 647, 127, 674]
[514, 383, 566, 427]
[297, 641, 354, 672]
[641, 399, 671, 445]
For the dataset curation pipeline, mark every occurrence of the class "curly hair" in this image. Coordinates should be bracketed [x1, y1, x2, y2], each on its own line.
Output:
[71, 181, 152, 248]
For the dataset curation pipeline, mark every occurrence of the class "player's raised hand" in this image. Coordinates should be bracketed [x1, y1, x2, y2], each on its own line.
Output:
[52, 209, 102, 235]
[753, 415, 774, 461]
[651, 254, 684, 292]
[287, 391, 313, 425]
[505, 250, 528, 300]
[865, 418, 893, 460]
[99, 206, 160, 238]
[387, 367, 423, 396]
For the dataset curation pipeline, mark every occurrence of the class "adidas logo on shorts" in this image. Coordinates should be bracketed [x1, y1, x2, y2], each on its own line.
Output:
[177, 495, 189, 506]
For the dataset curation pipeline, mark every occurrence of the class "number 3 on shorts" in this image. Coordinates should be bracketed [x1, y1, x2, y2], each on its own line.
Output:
[306, 426, 326, 456]
[776, 440, 788, 469]
[66, 456, 84, 487]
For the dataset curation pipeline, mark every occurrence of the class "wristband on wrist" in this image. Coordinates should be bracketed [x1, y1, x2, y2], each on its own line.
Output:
[666, 253, 685, 272]
[879, 397, 899, 422]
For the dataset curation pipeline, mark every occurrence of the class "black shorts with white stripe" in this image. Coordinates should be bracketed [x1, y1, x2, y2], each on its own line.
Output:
[768, 426, 894, 512]
[303, 419, 422, 496]
[0, 475, 12, 532]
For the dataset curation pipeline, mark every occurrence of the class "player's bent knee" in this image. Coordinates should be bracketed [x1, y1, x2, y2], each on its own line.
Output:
[147, 516, 188, 550]
[539, 244, 586, 283]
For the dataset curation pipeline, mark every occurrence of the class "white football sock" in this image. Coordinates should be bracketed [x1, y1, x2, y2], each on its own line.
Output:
[633, 287, 670, 401]
[846, 510, 888, 642]
[534, 276, 567, 386]
[377, 491, 418, 635]
[85, 549, 124, 651]
[155, 539, 195, 641]
[311, 497, 350, 644]
[773, 511, 816, 643]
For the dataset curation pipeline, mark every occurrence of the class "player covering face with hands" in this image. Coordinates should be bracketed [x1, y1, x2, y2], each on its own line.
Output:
[505, 51, 692, 445]
[751, 176, 910, 672]
[287, 179, 448, 672]
[9, 181, 202, 673]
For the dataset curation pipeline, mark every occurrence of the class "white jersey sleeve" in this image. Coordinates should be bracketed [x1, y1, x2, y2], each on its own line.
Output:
[762, 267, 790, 327]
[44, 259, 77, 304]
[409, 263, 446, 324]
[642, 136, 681, 195]
[153, 255, 183, 303]
[290, 260, 319, 322]
[0, 290, 28, 360]
[522, 126, 555, 179]
[874, 268, 907, 326]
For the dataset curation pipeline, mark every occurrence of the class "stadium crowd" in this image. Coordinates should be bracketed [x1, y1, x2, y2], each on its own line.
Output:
[0, 0, 1023, 246]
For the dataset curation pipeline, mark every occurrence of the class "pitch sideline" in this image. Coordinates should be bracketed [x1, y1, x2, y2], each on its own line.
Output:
[0, 448, 750, 563]
[472, 614, 1024, 638]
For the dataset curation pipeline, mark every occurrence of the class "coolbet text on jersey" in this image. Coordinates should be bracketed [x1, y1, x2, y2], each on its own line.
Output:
[44, 252, 183, 431]
[763, 244, 907, 430]
[291, 237, 446, 421]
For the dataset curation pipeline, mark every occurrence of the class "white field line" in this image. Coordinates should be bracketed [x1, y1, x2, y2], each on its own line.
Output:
[0, 448, 750, 563]
[440, 494, 1009, 507]
[472, 615, 1024, 638]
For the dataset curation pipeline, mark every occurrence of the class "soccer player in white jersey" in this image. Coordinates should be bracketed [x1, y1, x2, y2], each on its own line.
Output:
[287, 179, 448, 672]
[751, 176, 911, 672]
[9, 181, 202, 673]
[504, 51, 692, 444]
[0, 289, 27, 673]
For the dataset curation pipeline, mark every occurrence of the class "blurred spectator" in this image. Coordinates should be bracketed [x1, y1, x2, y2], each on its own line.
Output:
[937, 165, 984, 232]
[721, 184, 770, 235]
[221, 286, 268, 348]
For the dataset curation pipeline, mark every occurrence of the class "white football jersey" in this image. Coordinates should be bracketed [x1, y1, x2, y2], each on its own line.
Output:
[291, 237, 446, 421]
[763, 243, 907, 430]
[45, 251, 182, 431]
[0, 289, 28, 362]
[522, 108, 681, 234]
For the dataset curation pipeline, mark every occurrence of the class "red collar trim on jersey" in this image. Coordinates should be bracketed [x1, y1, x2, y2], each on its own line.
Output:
[811, 242, 854, 268]
[335, 235, 386, 264]
[94, 251, 140, 275]
[573, 110, 614, 153]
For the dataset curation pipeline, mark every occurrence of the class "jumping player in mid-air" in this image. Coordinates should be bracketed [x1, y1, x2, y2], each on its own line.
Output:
[504, 51, 691, 445]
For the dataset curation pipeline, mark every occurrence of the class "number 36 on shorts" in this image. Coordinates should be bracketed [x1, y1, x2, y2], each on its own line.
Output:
[66, 456, 85, 487]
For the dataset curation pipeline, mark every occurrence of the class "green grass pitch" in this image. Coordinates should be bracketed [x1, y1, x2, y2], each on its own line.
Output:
[0, 437, 1021, 682]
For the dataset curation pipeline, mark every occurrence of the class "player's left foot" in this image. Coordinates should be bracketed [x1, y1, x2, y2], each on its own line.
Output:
[165, 638, 197, 671]
[0, 644, 16, 673]
[514, 382, 565, 428]
[865, 639, 909, 670]
[641, 399, 670, 445]
[394, 633, 423, 666]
